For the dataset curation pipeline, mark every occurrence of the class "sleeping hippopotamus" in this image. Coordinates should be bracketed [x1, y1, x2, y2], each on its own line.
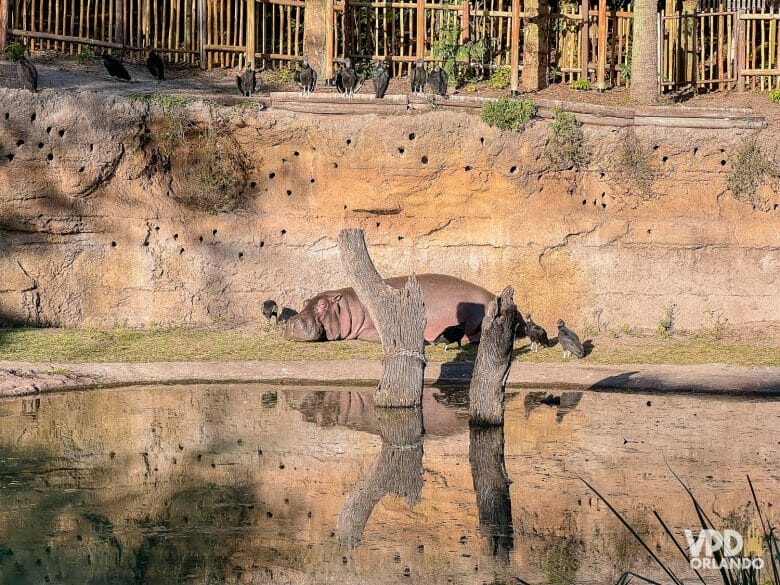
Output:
[284, 274, 495, 343]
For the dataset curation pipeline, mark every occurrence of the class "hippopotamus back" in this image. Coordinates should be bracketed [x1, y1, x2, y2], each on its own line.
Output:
[285, 274, 496, 343]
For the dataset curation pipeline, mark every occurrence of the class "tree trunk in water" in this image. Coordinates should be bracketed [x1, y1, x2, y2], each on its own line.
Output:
[469, 286, 518, 425]
[338, 229, 426, 407]
[336, 408, 424, 549]
[469, 426, 514, 561]
[631, 0, 659, 104]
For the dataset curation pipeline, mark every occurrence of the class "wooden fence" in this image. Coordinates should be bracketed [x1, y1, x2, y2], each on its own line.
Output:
[2, 0, 780, 92]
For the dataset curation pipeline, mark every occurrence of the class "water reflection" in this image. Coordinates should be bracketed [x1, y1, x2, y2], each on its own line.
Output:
[337, 408, 425, 549]
[0, 385, 777, 585]
[469, 426, 514, 561]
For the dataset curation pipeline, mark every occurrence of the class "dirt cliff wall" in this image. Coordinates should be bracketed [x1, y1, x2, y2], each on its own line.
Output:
[0, 89, 777, 330]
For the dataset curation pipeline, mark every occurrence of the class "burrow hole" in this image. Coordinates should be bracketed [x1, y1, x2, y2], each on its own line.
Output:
[333, 162, 339, 168]
[212, 229, 218, 235]
[15, 139, 24, 147]
[198, 236, 204, 242]
[465, 166, 472, 172]
[376, 221, 381, 228]
[421, 156, 428, 164]
[286, 189, 292, 196]
[662, 156, 668, 163]
[293, 151, 299, 156]
[346, 139, 352, 145]
[269, 172, 276, 179]
[281, 229, 287, 235]
[408, 133, 416, 140]
[310, 178, 315, 183]
[259, 240, 265, 248]
[179, 247, 185, 255]
[173, 234, 179, 240]
[238, 252, 244, 259]
[479, 137, 484, 145]
[37, 142, 44, 149]
[89, 143, 94, 152]
[58, 129, 65, 138]
[30, 113, 36, 122]
[111, 241, 117, 247]
[45, 127, 52, 134]
[721, 160, 727, 166]
[250, 181, 257, 188]
[78, 166, 85, 173]
[398, 147, 405, 154]
[47, 153, 53, 161]
[510, 166, 517, 174]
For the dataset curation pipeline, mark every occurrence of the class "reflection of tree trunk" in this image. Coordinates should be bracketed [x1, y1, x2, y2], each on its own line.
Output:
[469, 286, 518, 425]
[336, 408, 425, 549]
[469, 426, 514, 561]
[338, 229, 426, 407]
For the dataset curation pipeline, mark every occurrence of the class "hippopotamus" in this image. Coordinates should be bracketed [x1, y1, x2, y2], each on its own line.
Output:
[284, 274, 496, 343]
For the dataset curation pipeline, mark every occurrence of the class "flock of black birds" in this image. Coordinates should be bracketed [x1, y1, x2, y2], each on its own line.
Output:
[14, 46, 448, 100]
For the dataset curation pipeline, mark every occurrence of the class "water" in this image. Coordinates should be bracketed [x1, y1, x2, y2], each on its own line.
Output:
[0, 384, 778, 584]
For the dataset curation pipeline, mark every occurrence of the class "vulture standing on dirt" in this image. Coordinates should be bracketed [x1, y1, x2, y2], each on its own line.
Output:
[102, 52, 131, 81]
[372, 60, 390, 98]
[411, 59, 426, 95]
[262, 300, 278, 323]
[336, 58, 359, 96]
[16, 56, 38, 93]
[434, 322, 466, 352]
[526, 314, 549, 352]
[236, 66, 256, 96]
[557, 319, 585, 359]
[146, 49, 165, 80]
[427, 66, 448, 96]
[294, 60, 317, 95]
[277, 307, 298, 325]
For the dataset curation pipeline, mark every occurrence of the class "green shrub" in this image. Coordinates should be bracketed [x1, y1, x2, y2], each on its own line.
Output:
[480, 98, 536, 131]
[727, 139, 774, 210]
[769, 88, 780, 104]
[488, 67, 511, 89]
[267, 66, 295, 83]
[618, 128, 654, 198]
[544, 107, 588, 169]
[656, 302, 677, 336]
[4, 41, 26, 62]
[75, 46, 98, 65]
[570, 78, 592, 91]
[620, 49, 632, 84]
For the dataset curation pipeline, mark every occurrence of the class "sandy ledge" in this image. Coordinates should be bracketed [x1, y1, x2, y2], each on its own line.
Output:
[0, 360, 778, 398]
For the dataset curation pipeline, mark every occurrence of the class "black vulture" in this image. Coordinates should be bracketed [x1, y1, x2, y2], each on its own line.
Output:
[294, 59, 317, 95]
[557, 319, 585, 359]
[277, 307, 298, 325]
[146, 49, 165, 80]
[434, 322, 466, 352]
[372, 60, 390, 99]
[101, 52, 131, 81]
[339, 58, 357, 96]
[526, 314, 549, 352]
[428, 66, 448, 97]
[262, 299, 278, 323]
[236, 66, 256, 96]
[411, 59, 426, 95]
[16, 56, 38, 93]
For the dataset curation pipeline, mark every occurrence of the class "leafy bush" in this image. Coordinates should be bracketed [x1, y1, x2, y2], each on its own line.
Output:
[432, 20, 493, 86]
[4, 41, 26, 62]
[618, 129, 655, 198]
[267, 66, 295, 83]
[620, 50, 632, 84]
[727, 139, 774, 210]
[656, 302, 677, 336]
[570, 78, 592, 91]
[544, 108, 588, 169]
[769, 88, 780, 104]
[480, 98, 536, 131]
[75, 46, 98, 64]
[488, 67, 511, 89]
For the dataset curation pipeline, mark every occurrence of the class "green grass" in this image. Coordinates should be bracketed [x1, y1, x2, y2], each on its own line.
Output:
[769, 88, 780, 104]
[480, 98, 537, 131]
[0, 327, 777, 366]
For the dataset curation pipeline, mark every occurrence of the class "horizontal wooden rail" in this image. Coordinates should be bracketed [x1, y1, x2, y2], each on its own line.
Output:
[10, 28, 123, 48]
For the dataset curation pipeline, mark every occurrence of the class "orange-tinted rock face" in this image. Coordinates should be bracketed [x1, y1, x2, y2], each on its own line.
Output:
[0, 89, 778, 329]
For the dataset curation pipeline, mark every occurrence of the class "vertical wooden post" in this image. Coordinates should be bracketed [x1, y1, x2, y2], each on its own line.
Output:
[246, 0, 256, 68]
[325, 0, 334, 78]
[596, 0, 607, 90]
[736, 8, 745, 90]
[0, 0, 8, 49]
[510, 0, 521, 92]
[521, 0, 549, 90]
[115, 0, 125, 47]
[581, 0, 590, 79]
[198, 0, 207, 68]
[462, 0, 470, 42]
[416, 0, 425, 61]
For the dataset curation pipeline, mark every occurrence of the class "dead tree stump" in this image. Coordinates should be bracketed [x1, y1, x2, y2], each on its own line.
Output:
[336, 408, 425, 549]
[338, 228, 426, 408]
[468, 286, 518, 425]
[469, 425, 514, 561]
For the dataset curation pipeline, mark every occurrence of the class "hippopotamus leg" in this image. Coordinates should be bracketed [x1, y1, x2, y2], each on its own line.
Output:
[357, 328, 381, 342]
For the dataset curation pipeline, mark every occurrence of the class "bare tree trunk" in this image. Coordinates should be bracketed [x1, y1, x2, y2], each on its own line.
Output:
[631, 0, 659, 104]
[336, 408, 425, 549]
[468, 286, 518, 426]
[469, 425, 514, 561]
[338, 229, 427, 408]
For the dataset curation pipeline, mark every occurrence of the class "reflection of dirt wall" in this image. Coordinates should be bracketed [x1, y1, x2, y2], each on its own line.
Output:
[0, 88, 778, 329]
[0, 385, 777, 584]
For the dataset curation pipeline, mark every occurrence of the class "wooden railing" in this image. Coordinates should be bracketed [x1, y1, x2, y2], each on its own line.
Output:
[2, 0, 779, 92]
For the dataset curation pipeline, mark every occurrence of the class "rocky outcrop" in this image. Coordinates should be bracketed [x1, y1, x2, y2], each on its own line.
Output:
[0, 88, 778, 329]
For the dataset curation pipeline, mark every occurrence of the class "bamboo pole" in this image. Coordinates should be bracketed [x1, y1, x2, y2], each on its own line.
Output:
[247, 0, 255, 67]
[115, 0, 124, 46]
[736, 6, 744, 89]
[509, 0, 520, 92]
[581, 0, 589, 79]
[198, 0, 206, 66]
[596, 0, 607, 90]
[0, 0, 7, 49]
[415, 0, 423, 60]
[326, 0, 334, 77]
